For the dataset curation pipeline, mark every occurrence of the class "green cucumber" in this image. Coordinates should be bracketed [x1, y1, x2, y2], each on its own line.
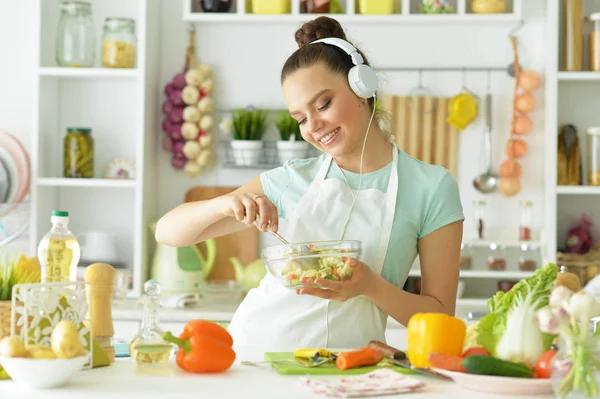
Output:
[463, 355, 533, 378]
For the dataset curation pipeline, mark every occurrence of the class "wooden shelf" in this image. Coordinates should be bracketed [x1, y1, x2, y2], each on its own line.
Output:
[37, 178, 136, 188]
[409, 269, 535, 279]
[39, 67, 139, 79]
[183, 13, 521, 24]
[558, 72, 600, 81]
[557, 185, 600, 194]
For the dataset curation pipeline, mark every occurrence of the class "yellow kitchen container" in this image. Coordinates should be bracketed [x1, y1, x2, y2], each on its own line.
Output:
[358, 0, 394, 14]
[251, 0, 291, 14]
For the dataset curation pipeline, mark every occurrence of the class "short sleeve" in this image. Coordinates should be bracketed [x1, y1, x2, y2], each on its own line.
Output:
[260, 163, 293, 220]
[419, 171, 465, 239]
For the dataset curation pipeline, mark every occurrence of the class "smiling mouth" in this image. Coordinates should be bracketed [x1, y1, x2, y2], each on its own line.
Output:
[318, 127, 340, 145]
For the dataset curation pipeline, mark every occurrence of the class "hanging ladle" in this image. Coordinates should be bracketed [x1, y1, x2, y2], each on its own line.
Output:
[473, 88, 499, 194]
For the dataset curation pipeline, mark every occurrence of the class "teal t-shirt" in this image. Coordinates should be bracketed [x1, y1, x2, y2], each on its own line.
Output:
[260, 151, 465, 288]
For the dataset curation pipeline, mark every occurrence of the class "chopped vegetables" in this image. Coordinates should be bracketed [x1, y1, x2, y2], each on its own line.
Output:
[282, 254, 353, 287]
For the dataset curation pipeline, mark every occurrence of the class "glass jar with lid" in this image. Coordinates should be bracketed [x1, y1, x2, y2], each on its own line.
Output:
[473, 200, 486, 240]
[471, 0, 507, 14]
[586, 127, 600, 185]
[64, 127, 94, 178]
[487, 242, 507, 271]
[519, 200, 533, 241]
[55, 1, 96, 67]
[518, 243, 538, 271]
[102, 18, 137, 68]
[459, 242, 472, 270]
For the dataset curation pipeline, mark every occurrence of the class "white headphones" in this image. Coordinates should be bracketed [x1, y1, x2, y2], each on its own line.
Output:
[310, 38, 378, 99]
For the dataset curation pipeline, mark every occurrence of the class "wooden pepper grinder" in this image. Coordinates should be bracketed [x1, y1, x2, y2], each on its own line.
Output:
[84, 262, 116, 362]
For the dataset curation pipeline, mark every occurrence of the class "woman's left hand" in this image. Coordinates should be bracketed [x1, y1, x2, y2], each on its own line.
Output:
[297, 258, 378, 302]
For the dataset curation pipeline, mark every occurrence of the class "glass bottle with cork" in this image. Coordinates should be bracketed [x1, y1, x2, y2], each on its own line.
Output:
[130, 280, 174, 366]
[519, 200, 533, 241]
[37, 210, 81, 282]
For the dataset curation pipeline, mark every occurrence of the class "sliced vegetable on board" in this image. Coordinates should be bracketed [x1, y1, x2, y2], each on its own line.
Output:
[335, 347, 384, 370]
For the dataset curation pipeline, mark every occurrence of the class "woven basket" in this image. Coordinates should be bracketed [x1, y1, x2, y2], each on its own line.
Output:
[557, 243, 600, 287]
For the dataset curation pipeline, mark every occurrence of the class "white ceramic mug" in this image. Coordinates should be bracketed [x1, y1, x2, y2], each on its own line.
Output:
[79, 231, 119, 263]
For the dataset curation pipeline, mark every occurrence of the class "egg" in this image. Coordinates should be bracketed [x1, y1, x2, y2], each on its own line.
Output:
[506, 139, 528, 158]
[513, 115, 533, 135]
[500, 159, 522, 178]
[518, 70, 542, 91]
[515, 92, 536, 113]
[499, 177, 521, 197]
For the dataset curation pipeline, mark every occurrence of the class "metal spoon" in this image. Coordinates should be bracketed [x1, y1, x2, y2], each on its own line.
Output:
[473, 92, 499, 194]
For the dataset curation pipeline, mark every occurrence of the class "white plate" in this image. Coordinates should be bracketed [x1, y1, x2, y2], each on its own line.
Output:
[433, 368, 553, 395]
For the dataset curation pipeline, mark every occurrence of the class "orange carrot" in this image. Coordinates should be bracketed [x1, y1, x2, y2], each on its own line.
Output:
[336, 347, 384, 370]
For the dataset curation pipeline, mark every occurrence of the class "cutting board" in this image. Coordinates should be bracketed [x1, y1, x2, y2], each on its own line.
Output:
[263, 352, 418, 375]
[184, 186, 259, 281]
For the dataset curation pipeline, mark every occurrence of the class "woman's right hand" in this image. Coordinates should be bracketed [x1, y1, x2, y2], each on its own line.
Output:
[219, 193, 279, 233]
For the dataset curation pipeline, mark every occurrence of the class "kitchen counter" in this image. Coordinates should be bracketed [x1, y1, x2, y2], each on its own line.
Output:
[1, 347, 554, 399]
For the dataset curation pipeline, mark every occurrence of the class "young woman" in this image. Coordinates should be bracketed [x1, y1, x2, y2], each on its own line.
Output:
[155, 17, 464, 350]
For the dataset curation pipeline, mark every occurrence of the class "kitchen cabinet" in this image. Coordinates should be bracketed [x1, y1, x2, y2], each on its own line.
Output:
[30, 0, 161, 296]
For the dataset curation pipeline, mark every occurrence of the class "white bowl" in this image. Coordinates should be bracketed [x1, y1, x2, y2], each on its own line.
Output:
[0, 355, 87, 389]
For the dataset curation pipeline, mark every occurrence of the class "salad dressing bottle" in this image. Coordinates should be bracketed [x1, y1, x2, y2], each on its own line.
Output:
[129, 280, 174, 366]
[38, 210, 81, 282]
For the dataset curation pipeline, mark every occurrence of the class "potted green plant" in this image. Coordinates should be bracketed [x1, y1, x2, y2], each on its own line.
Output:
[276, 111, 309, 164]
[230, 106, 268, 166]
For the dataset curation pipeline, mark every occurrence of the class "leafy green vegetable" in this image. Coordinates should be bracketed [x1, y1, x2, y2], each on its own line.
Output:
[466, 263, 558, 356]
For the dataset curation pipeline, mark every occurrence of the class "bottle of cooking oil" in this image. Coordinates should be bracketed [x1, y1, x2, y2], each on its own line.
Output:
[129, 280, 174, 366]
[38, 210, 81, 282]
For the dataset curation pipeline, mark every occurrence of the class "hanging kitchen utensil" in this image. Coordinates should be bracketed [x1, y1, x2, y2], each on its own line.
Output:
[408, 70, 436, 114]
[473, 73, 499, 194]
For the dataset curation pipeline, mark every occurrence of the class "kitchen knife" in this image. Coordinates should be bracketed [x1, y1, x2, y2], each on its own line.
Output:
[368, 340, 452, 381]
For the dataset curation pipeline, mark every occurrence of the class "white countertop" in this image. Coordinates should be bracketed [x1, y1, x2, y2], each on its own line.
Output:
[111, 298, 241, 323]
[0, 347, 554, 399]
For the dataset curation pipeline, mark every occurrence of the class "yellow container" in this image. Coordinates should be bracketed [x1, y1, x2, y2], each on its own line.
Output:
[251, 0, 291, 14]
[358, 0, 394, 14]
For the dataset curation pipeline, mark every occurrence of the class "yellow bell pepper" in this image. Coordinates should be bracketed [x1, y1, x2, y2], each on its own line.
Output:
[407, 313, 466, 368]
[293, 348, 332, 359]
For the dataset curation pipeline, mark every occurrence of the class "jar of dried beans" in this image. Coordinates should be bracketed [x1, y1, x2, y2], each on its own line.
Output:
[487, 243, 507, 271]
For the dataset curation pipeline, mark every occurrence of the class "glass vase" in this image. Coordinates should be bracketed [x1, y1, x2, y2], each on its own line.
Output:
[551, 334, 600, 399]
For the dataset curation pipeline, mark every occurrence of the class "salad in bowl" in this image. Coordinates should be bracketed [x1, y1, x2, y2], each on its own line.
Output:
[262, 240, 362, 289]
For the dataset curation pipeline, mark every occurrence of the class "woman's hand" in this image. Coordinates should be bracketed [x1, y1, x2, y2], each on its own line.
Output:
[219, 192, 279, 233]
[297, 258, 378, 302]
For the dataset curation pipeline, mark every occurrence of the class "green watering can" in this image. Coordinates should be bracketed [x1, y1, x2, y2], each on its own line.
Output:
[149, 222, 216, 294]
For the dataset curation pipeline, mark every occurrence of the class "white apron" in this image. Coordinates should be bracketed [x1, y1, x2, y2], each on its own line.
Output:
[227, 143, 399, 351]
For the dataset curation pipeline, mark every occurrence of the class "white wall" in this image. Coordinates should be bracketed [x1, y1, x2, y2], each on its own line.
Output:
[0, 0, 547, 252]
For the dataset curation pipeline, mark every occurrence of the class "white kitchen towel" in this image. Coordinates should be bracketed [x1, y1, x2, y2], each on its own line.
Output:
[299, 369, 426, 398]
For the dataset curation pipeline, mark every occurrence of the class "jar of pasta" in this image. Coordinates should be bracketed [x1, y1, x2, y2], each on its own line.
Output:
[102, 17, 136, 68]
[64, 127, 94, 178]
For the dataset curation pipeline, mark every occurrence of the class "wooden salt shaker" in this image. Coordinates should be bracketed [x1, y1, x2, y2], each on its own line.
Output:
[84, 262, 116, 362]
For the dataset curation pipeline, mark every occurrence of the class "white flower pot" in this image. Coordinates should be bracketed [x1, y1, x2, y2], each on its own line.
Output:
[276, 140, 309, 164]
[230, 140, 263, 166]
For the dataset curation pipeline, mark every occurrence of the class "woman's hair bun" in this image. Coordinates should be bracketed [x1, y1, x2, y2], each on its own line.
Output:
[294, 16, 347, 48]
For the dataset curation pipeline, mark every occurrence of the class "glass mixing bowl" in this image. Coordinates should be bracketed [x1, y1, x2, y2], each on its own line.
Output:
[262, 240, 362, 290]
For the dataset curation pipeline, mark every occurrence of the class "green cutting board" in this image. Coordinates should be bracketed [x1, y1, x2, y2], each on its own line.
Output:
[264, 352, 418, 375]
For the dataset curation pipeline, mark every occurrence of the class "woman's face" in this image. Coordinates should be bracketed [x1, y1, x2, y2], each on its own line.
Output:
[282, 62, 367, 158]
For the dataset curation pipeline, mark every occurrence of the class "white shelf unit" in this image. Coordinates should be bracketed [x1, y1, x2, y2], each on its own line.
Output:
[545, 0, 600, 261]
[31, 0, 161, 296]
[408, 269, 535, 279]
[183, 0, 522, 23]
